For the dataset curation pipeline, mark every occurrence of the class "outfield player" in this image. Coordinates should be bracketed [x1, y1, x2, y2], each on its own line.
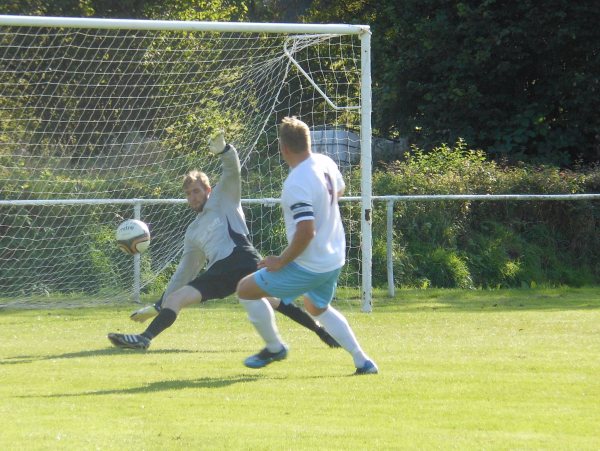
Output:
[108, 132, 339, 350]
[236, 116, 378, 375]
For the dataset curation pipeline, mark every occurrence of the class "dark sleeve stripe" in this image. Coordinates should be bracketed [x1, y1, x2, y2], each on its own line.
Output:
[291, 202, 311, 210]
[293, 211, 314, 220]
[290, 200, 313, 221]
[291, 205, 313, 215]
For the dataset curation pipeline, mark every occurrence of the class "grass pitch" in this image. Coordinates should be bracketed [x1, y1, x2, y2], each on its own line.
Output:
[1, 287, 599, 450]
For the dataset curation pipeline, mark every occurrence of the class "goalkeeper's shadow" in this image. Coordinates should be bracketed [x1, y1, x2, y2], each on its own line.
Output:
[1, 347, 201, 365]
[19, 374, 262, 398]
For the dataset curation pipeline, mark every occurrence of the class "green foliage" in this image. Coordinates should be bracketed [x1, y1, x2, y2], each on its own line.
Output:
[306, 0, 600, 165]
[1, 4, 597, 294]
[143, 0, 247, 21]
[371, 141, 600, 288]
[420, 247, 473, 289]
[88, 224, 126, 291]
[4, 1, 598, 164]
[0, 0, 247, 21]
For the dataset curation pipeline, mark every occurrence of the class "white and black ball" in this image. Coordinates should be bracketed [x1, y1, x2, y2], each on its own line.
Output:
[116, 219, 150, 255]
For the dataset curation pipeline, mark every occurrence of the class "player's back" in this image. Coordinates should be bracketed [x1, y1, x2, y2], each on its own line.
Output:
[282, 152, 345, 272]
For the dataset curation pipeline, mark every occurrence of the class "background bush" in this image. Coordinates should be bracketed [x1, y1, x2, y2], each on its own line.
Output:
[372, 141, 600, 288]
[1, 141, 598, 295]
[0, 1, 598, 293]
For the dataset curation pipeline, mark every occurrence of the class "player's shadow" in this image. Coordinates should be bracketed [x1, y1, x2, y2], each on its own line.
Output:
[1, 348, 206, 365]
[20, 374, 262, 398]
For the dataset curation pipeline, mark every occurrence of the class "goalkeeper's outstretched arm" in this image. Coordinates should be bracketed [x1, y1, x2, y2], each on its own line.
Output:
[130, 246, 205, 323]
[208, 131, 242, 204]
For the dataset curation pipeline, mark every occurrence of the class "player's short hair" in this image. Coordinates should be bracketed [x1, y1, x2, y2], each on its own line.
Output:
[279, 116, 311, 154]
[183, 170, 210, 190]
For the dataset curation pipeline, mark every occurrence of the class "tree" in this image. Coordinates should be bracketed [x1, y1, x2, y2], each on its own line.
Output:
[4, 0, 598, 164]
[306, 0, 600, 164]
[0, 0, 247, 20]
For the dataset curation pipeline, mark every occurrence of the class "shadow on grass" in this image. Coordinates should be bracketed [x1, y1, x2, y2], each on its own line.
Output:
[0, 347, 236, 365]
[19, 374, 262, 398]
[370, 287, 600, 313]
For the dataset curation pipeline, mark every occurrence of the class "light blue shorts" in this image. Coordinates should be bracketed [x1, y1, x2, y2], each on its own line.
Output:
[253, 262, 342, 309]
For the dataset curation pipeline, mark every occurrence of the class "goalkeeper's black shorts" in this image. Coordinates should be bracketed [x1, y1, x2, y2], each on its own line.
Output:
[187, 246, 261, 301]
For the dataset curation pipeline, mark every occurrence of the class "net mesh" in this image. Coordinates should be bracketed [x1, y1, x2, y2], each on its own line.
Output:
[0, 24, 364, 308]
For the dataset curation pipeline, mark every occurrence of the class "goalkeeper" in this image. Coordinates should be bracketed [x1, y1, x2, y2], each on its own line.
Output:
[108, 132, 339, 350]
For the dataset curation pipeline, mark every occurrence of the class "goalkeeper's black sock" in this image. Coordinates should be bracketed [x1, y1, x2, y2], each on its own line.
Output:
[275, 302, 319, 332]
[142, 308, 177, 339]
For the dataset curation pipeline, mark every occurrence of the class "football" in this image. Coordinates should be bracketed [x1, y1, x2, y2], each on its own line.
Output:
[116, 219, 151, 255]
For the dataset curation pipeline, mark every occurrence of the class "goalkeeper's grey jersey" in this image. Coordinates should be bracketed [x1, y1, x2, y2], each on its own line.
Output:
[164, 145, 252, 297]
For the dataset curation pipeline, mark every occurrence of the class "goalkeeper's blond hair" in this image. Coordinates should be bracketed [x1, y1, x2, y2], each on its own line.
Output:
[183, 170, 210, 190]
[278, 116, 311, 154]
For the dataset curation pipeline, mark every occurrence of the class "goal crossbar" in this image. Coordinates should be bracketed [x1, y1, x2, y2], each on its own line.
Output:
[0, 15, 369, 35]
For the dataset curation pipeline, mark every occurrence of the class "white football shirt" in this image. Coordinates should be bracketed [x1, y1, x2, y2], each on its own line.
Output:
[281, 152, 346, 273]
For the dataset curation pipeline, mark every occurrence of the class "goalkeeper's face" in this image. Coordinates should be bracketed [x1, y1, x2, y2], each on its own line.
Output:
[185, 181, 211, 213]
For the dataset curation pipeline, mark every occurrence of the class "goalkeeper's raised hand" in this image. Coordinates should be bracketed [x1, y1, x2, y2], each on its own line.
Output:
[208, 130, 227, 155]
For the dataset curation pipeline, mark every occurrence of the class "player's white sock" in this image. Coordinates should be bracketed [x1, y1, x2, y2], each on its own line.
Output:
[313, 307, 369, 368]
[240, 298, 284, 353]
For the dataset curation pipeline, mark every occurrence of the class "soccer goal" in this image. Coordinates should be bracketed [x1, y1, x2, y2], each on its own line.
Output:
[0, 15, 373, 311]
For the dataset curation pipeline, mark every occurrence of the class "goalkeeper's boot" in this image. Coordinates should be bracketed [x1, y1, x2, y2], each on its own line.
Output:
[316, 327, 341, 348]
[354, 359, 378, 375]
[108, 333, 151, 350]
[244, 344, 288, 369]
[130, 304, 160, 323]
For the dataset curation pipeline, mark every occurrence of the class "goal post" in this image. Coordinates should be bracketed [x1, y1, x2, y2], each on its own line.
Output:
[0, 15, 373, 311]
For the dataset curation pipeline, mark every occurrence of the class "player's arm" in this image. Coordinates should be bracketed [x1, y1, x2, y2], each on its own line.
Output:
[335, 165, 346, 199]
[164, 247, 206, 297]
[130, 248, 205, 322]
[259, 220, 315, 272]
[208, 131, 241, 203]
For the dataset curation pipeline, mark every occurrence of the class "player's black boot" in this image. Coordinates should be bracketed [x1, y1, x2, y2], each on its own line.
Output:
[108, 333, 151, 350]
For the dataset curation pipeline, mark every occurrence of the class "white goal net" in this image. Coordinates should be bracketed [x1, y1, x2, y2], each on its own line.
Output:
[0, 16, 372, 310]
